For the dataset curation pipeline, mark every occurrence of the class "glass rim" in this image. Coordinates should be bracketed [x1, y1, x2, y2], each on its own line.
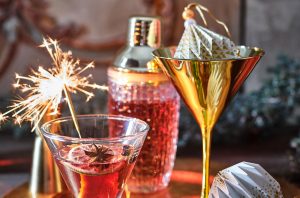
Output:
[152, 45, 265, 62]
[40, 114, 150, 143]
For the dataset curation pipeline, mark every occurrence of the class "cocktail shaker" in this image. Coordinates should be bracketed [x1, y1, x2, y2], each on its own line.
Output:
[107, 16, 180, 193]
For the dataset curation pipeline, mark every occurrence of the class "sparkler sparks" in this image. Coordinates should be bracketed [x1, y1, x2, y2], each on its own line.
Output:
[0, 37, 108, 132]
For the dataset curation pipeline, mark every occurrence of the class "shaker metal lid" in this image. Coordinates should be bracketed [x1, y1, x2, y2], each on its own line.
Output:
[113, 16, 162, 72]
[128, 16, 161, 48]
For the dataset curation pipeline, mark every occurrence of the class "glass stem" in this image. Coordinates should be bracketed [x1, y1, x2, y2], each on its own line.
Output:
[201, 127, 212, 198]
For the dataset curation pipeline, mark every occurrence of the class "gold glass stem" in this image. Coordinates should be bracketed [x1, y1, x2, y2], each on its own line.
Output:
[201, 127, 212, 198]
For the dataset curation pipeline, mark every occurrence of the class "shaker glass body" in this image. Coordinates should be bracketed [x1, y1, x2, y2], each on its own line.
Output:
[108, 67, 180, 193]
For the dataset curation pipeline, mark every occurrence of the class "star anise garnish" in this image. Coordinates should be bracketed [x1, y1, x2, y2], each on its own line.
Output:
[84, 143, 114, 163]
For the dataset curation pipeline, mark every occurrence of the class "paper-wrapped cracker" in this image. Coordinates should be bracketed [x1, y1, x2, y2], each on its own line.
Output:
[174, 19, 239, 60]
[209, 162, 283, 198]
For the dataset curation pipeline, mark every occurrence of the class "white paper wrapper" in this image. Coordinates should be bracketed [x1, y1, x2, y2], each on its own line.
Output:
[209, 162, 283, 198]
[174, 19, 239, 60]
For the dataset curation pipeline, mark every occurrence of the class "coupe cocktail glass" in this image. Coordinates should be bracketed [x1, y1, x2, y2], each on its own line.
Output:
[153, 46, 264, 197]
[40, 114, 149, 198]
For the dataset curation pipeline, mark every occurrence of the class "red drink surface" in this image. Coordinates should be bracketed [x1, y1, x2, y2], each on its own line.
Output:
[54, 144, 136, 198]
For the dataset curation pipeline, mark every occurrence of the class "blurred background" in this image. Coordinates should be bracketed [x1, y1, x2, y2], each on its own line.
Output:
[1, 0, 300, 196]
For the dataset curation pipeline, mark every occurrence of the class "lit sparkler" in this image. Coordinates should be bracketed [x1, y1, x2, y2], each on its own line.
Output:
[0, 37, 107, 135]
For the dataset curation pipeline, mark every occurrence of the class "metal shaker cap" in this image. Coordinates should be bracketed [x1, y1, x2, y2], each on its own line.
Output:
[128, 16, 161, 48]
[113, 16, 162, 72]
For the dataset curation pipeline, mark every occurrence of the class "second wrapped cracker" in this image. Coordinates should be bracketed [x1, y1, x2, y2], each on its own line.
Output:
[209, 162, 283, 198]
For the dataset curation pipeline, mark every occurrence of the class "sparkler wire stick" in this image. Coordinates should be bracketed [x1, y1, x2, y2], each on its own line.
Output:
[63, 85, 81, 138]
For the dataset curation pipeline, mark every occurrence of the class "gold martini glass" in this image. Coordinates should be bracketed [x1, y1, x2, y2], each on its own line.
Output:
[153, 46, 264, 197]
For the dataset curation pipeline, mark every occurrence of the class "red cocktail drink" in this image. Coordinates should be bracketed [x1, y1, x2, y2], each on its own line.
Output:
[55, 144, 137, 198]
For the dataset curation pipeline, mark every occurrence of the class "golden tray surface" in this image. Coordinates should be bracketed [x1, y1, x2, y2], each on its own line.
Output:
[4, 158, 300, 198]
